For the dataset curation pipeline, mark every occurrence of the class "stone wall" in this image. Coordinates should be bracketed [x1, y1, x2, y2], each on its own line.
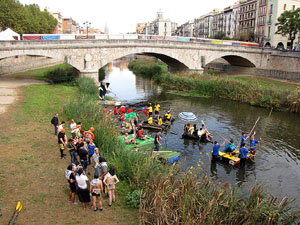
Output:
[0, 55, 63, 75]
[255, 69, 300, 81]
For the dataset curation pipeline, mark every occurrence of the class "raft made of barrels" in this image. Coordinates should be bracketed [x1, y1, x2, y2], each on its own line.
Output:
[219, 149, 256, 166]
[141, 121, 164, 131]
[181, 132, 209, 142]
[119, 134, 180, 163]
[98, 100, 121, 106]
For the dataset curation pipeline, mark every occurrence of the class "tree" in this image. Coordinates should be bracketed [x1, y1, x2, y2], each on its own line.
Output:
[0, 0, 57, 34]
[276, 8, 300, 50]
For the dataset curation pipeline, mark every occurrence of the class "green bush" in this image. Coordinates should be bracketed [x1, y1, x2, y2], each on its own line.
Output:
[76, 77, 98, 97]
[126, 189, 141, 208]
[45, 67, 76, 84]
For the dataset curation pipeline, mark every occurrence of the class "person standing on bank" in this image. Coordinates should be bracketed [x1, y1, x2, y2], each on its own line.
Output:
[70, 119, 77, 139]
[51, 113, 59, 135]
[58, 129, 67, 159]
[239, 143, 249, 168]
[154, 130, 162, 151]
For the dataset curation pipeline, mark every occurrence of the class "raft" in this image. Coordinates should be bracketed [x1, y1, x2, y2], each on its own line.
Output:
[98, 100, 121, 106]
[182, 132, 209, 142]
[219, 149, 255, 166]
[141, 121, 164, 131]
[119, 134, 180, 163]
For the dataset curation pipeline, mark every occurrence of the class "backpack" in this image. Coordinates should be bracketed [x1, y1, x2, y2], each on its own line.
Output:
[51, 117, 55, 125]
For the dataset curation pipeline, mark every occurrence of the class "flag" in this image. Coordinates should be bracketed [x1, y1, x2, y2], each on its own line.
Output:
[138, 106, 149, 116]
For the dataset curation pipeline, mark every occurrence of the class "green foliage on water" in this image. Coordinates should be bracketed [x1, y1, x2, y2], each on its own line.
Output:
[128, 58, 168, 77]
[129, 59, 300, 112]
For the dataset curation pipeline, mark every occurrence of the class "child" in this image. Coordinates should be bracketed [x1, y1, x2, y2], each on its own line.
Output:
[124, 133, 136, 144]
[90, 174, 104, 211]
[103, 166, 119, 207]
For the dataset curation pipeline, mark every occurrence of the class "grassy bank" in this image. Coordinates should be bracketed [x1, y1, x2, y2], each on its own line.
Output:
[8, 63, 73, 81]
[0, 80, 137, 224]
[128, 59, 300, 113]
[64, 77, 300, 224]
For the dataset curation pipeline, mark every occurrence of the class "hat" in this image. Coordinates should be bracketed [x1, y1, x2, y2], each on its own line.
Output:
[61, 129, 65, 133]
[71, 119, 75, 123]
[90, 127, 94, 132]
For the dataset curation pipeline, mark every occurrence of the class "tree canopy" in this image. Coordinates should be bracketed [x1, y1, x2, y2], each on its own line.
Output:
[276, 8, 300, 49]
[0, 0, 57, 34]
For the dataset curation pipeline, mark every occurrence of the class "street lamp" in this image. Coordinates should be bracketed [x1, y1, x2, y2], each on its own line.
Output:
[83, 21, 91, 39]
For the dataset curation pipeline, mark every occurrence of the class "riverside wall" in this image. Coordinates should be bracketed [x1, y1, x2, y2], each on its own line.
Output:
[0, 55, 63, 75]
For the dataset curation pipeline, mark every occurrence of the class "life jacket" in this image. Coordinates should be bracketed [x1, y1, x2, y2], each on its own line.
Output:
[165, 113, 172, 120]
[158, 118, 163, 125]
[148, 106, 153, 113]
[148, 117, 153, 125]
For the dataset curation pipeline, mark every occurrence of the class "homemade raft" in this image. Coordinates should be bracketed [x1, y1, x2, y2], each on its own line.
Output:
[119, 134, 180, 163]
[218, 149, 256, 166]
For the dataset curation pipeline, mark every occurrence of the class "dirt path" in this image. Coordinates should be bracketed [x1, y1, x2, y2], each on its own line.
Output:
[0, 77, 46, 113]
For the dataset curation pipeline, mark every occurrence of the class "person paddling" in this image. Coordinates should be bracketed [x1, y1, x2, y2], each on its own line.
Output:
[240, 132, 249, 148]
[249, 131, 261, 154]
[223, 139, 236, 153]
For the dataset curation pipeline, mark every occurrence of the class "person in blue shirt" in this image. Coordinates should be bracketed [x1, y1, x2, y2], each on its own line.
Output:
[249, 131, 261, 154]
[240, 132, 249, 148]
[223, 139, 236, 153]
[212, 139, 226, 162]
[239, 143, 249, 168]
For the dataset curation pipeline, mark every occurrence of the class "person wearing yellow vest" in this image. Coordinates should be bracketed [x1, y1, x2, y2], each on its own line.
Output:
[158, 117, 163, 126]
[148, 116, 153, 125]
[148, 103, 153, 117]
[154, 103, 160, 115]
[164, 111, 172, 122]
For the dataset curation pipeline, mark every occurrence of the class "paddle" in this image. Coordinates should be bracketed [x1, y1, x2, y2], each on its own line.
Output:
[7, 201, 22, 225]
[11, 204, 22, 225]
[248, 117, 261, 137]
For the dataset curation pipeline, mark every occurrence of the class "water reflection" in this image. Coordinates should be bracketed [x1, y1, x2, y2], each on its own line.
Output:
[103, 60, 300, 207]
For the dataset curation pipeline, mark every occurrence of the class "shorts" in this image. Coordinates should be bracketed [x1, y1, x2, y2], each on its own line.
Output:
[92, 192, 101, 197]
[77, 188, 90, 203]
[149, 112, 152, 116]
[101, 165, 107, 174]
[107, 183, 115, 190]
[59, 143, 65, 150]
[155, 111, 159, 115]
[70, 185, 76, 193]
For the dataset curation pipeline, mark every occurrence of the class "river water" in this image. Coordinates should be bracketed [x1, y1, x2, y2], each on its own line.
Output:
[103, 60, 300, 207]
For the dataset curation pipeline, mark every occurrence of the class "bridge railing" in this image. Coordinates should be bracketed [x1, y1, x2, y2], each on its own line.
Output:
[21, 33, 260, 48]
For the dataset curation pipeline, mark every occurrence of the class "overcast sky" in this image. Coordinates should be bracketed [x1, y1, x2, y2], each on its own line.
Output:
[19, 0, 237, 34]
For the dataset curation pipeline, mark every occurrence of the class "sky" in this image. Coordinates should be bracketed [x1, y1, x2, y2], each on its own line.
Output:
[19, 0, 237, 34]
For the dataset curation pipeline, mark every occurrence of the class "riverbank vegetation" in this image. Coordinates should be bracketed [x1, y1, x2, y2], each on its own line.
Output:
[63, 77, 300, 224]
[2, 65, 299, 223]
[128, 59, 300, 113]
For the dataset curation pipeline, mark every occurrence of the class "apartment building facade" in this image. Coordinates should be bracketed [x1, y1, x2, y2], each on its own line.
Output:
[212, 10, 224, 37]
[239, 0, 257, 38]
[265, 0, 300, 49]
[223, 3, 240, 38]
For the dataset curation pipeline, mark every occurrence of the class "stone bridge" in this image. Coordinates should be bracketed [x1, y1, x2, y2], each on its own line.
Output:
[0, 39, 299, 81]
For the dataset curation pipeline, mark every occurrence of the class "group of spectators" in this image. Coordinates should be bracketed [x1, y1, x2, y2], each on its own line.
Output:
[51, 113, 119, 210]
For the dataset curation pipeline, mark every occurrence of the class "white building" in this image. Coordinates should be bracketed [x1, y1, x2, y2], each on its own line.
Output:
[223, 3, 240, 38]
[139, 10, 177, 36]
[265, 0, 300, 49]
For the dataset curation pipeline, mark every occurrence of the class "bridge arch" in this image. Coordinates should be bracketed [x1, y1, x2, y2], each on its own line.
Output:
[205, 53, 257, 68]
[0, 51, 81, 71]
[98, 48, 192, 72]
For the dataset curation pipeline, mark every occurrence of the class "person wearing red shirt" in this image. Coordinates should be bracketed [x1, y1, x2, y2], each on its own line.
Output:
[136, 128, 147, 140]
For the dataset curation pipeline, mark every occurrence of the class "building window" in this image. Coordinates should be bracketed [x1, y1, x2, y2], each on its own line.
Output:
[270, 4, 273, 14]
[268, 26, 270, 38]
[293, 5, 295, 11]
[284, 4, 286, 10]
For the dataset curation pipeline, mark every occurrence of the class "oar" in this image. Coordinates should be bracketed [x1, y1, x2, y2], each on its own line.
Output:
[201, 120, 213, 136]
[11, 204, 22, 225]
[248, 117, 261, 137]
[7, 201, 21, 225]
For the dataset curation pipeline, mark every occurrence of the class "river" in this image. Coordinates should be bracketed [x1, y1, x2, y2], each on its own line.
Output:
[103, 59, 300, 207]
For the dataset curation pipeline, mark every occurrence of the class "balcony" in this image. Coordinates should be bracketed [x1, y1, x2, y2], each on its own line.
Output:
[267, 20, 272, 25]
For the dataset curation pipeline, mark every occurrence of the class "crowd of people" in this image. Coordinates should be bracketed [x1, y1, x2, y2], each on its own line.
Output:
[212, 131, 261, 167]
[51, 113, 119, 210]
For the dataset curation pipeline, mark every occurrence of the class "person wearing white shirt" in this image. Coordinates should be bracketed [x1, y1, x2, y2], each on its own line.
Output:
[70, 119, 77, 139]
[75, 168, 90, 208]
